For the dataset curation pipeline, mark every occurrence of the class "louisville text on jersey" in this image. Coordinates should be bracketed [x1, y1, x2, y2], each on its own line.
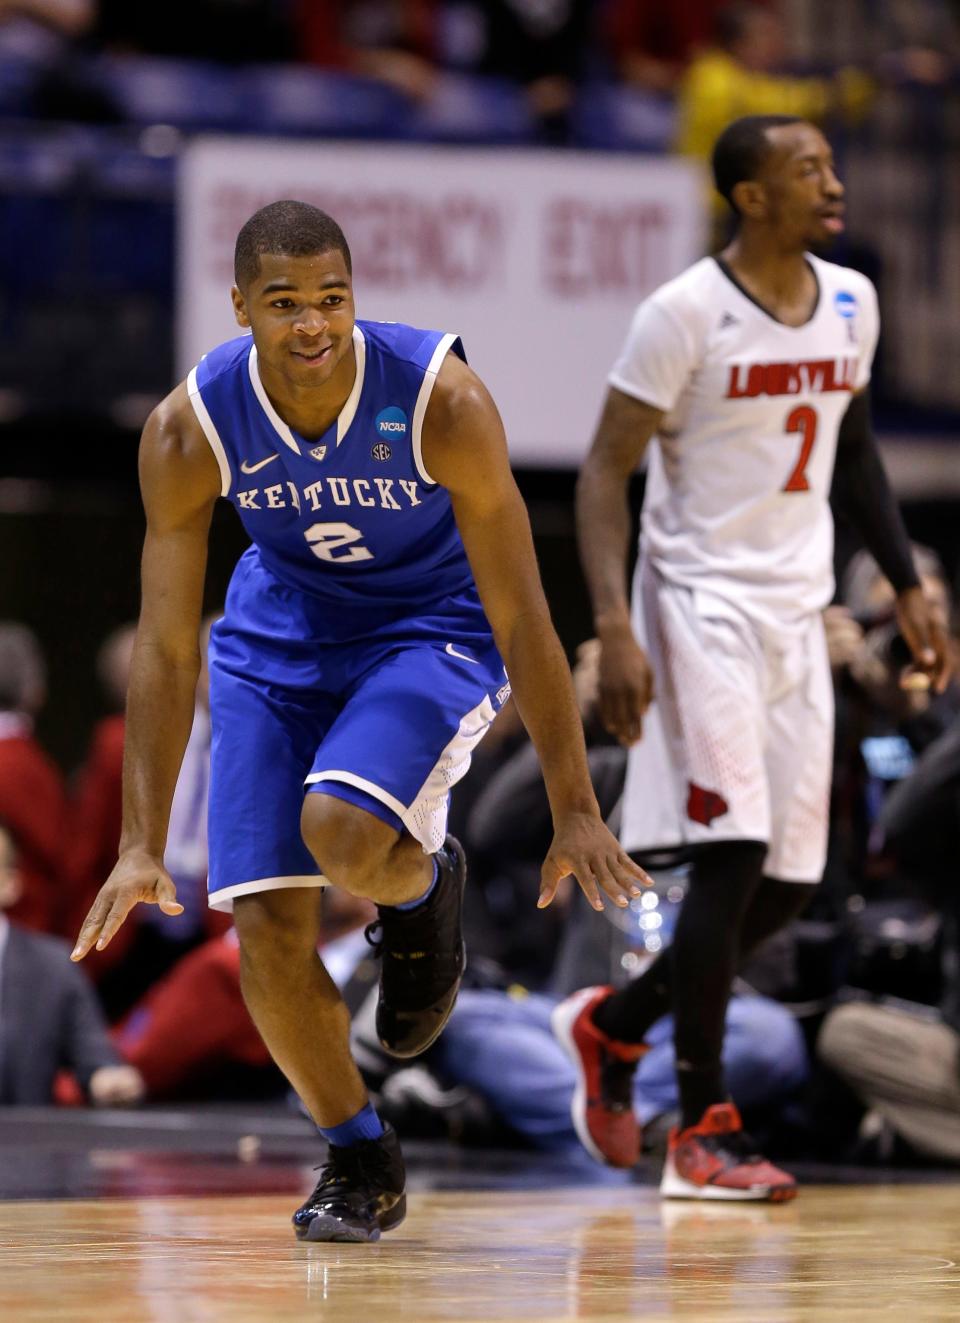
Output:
[725, 356, 857, 400]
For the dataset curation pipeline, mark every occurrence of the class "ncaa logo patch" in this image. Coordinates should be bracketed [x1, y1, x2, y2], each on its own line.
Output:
[375, 406, 408, 437]
[371, 442, 392, 461]
[834, 291, 857, 319]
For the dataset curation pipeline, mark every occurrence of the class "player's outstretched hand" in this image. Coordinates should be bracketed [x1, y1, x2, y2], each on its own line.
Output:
[71, 850, 183, 961]
[596, 624, 655, 746]
[538, 813, 652, 912]
[895, 585, 952, 694]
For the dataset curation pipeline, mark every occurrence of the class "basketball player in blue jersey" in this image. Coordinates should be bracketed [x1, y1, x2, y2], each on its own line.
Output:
[71, 200, 648, 1242]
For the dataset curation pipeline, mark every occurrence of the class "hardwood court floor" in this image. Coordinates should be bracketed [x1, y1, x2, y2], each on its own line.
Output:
[3, 1183, 960, 1323]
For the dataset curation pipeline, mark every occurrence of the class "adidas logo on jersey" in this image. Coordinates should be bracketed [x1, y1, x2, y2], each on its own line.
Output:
[718, 312, 739, 330]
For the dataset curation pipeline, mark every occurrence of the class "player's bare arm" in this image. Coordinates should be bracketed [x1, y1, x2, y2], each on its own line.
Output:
[576, 387, 663, 746]
[71, 386, 221, 960]
[832, 387, 951, 693]
[422, 354, 650, 912]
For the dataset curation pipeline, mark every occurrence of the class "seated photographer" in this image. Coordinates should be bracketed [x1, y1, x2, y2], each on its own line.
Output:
[818, 726, 960, 1161]
[816, 550, 960, 1160]
[411, 639, 809, 1156]
[416, 888, 809, 1159]
[820, 545, 958, 932]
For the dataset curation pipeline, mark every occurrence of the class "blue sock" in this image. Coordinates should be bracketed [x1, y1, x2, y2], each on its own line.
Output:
[393, 857, 439, 912]
[319, 1101, 384, 1147]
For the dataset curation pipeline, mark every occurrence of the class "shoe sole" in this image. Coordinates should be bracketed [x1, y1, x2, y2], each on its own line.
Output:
[296, 1195, 408, 1243]
[551, 991, 621, 1168]
[379, 953, 466, 1060]
[660, 1166, 796, 1203]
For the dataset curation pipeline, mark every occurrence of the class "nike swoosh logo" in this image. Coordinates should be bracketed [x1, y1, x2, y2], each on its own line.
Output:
[240, 454, 279, 475]
[445, 643, 479, 665]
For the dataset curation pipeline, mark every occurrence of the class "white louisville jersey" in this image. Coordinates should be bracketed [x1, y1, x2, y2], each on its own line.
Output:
[609, 253, 880, 627]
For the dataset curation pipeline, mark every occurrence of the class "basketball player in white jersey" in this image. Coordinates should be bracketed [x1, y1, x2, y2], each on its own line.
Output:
[549, 115, 950, 1200]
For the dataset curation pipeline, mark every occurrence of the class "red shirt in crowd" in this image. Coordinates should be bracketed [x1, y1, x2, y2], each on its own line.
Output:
[0, 714, 67, 931]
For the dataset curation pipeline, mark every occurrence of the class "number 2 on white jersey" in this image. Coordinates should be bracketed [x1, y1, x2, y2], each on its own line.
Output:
[304, 521, 374, 563]
[783, 405, 818, 493]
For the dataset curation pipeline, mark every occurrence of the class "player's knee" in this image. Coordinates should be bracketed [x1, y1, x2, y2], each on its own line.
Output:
[300, 792, 390, 894]
[817, 1002, 885, 1090]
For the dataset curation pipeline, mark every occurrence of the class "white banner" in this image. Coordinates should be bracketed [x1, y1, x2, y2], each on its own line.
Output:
[178, 138, 705, 466]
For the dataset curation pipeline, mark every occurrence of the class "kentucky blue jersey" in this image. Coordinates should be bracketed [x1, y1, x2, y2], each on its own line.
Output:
[187, 321, 486, 645]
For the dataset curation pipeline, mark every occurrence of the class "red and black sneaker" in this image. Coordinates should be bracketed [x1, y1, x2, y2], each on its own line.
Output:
[551, 986, 648, 1168]
[660, 1102, 797, 1202]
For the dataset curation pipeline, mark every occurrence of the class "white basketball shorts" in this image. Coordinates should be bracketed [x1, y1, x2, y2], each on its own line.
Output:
[619, 561, 833, 883]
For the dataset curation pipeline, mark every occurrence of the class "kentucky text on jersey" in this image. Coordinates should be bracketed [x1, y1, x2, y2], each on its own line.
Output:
[725, 356, 857, 399]
[236, 476, 423, 512]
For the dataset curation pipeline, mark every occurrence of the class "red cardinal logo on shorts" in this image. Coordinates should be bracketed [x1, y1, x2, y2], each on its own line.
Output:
[686, 782, 729, 826]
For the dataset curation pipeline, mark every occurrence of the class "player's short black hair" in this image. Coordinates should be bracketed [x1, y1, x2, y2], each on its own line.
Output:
[712, 115, 805, 214]
[234, 200, 352, 289]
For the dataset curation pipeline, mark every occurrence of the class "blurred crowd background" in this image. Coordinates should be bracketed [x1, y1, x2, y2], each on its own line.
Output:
[2, 0, 960, 1168]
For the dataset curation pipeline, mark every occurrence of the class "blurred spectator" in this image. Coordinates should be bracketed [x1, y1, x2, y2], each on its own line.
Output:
[114, 887, 377, 1103]
[109, 786, 807, 1139]
[0, 623, 66, 932]
[875, 0, 960, 87]
[63, 622, 134, 939]
[295, 0, 439, 100]
[825, 545, 959, 904]
[69, 616, 229, 1019]
[811, 551, 960, 1163]
[675, 2, 873, 235]
[114, 928, 277, 1100]
[444, 695, 528, 970]
[138, 614, 215, 944]
[0, 0, 94, 58]
[96, 0, 294, 63]
[421, 982, 806, 1155]
[464, 639, 618, 984]
[816, 706, 960, 1162]
[0, 1, 123, 123]
[835, 543, 956, 719]
[441, 0, 596, 140]
[448, 637, 809, 1147]
[818, 999, 960, 1163]
[0, 821, 144, 1105]
[879, 689, 960, 913]
[604, 0, 741, 94]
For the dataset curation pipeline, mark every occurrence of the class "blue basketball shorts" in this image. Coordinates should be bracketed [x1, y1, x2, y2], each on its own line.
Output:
[206, 626, 510, 911]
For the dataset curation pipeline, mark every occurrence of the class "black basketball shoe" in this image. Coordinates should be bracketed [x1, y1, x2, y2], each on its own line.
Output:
[292, 1123, 407, 1243]
[365, 835, 467, 1058]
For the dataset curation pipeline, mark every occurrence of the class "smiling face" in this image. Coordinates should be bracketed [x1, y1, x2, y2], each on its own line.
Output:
[231, 248, 356, 391]
[745, 122, 846, 248]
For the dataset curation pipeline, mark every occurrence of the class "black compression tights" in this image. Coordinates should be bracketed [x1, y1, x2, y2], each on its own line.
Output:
[591, 841, 816, 1128]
